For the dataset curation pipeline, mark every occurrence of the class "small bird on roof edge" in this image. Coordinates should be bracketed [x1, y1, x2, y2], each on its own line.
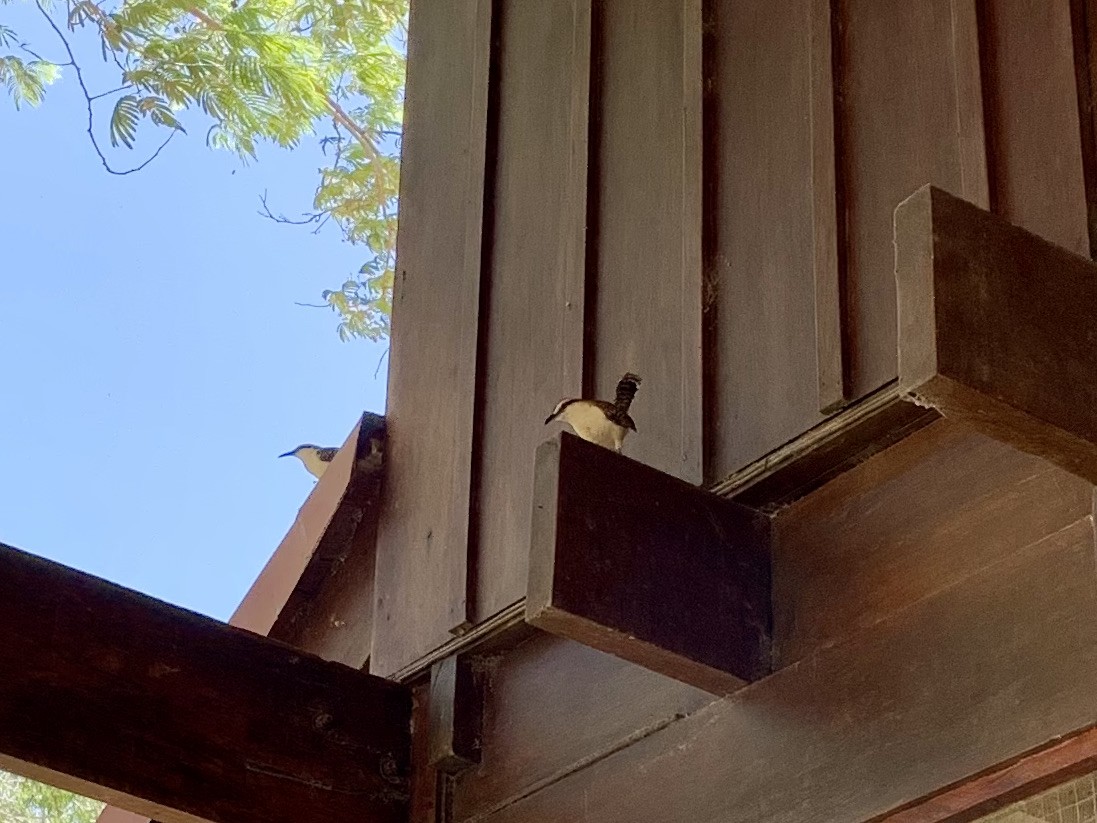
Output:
[280, 411, 385, 479]
[544, 372, 642, 454]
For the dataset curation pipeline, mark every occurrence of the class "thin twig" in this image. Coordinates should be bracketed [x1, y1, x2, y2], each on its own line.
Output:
[16, 40, 69, 66]
[35, 1, 174, 175]
[88, 82, 134, 100]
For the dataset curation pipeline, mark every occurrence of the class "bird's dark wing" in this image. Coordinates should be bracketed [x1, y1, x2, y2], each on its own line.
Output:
[613, 372, 642, 414]
[316, 447, 340, 463]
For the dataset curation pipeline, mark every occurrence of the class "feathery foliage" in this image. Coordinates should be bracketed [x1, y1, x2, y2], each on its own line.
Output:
[1, 0, 406, 340]
[0, 770, 104, 823]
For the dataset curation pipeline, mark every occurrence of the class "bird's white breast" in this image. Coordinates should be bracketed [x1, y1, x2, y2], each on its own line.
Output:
[559, 402, 626, 450]
[299, 449, 330, 479]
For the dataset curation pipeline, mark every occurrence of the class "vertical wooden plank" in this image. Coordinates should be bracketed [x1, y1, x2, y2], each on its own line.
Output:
[472, 0, 591, 623]
[981, 0, 1089, 254]
[811, 0, 845, 415]
[950, 0, 989, 209]
[372, 0, 492, 675]
[835, 0, 988, 399]
[1072, 0, 1097, 256]
[707, 0, 825, 477]
[591, 0, 703, 483]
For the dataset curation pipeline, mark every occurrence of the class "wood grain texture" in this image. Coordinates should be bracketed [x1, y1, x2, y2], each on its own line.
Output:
[372, 0, 492, 675]
[0, 542, 411, 823]
[472, 0, 591, 624]
[452, 633, 714, 823]
[774, 419, 1092, 662]
[460, 490, 1097, 823]
[705, 0, 828, 475]
[429, 655, 482, 775]
[878, 725, 1097, 823]
[981, 0, 1089, 254]
[100, 418, 384, 823]
[1072, 0, 1097, 256]
[811, 0, 846, 414]
[587, 0, 703, 483]
[896, 185, 1097, 483]
[834, 0, 989, 399]
[721, 384, 940, 511]
[527, 433, 772, 694]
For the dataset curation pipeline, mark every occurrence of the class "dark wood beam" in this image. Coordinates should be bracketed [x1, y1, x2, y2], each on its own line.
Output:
[896, 184, 1097, 484]
[0, 541, 411, 823]
[428, 655, 482, 774]
[526, 432, 772, 696]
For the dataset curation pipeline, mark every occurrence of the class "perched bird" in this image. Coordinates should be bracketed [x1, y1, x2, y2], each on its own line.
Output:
[544, 372, 642, 453]
[281, 412, 386, 480]
[279, 443, 339, 479]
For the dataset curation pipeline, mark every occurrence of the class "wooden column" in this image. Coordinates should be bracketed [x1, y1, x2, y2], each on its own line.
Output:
[0, 542, 411, 823]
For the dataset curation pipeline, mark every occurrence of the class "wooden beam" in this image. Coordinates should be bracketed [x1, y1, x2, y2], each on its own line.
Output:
[896, 184, 1097, 484]
[877, 725, 1097, 823]
[0, 542, 411, 823]
[526, 432, 772, 695]
[98, 415, 385, 823]
[428, 655, 482, 775]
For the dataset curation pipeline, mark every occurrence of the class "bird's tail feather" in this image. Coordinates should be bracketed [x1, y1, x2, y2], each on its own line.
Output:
[614, 372, 642, 413]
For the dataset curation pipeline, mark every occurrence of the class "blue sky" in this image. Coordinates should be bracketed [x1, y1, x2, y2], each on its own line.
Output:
[0, 3, 390, 621]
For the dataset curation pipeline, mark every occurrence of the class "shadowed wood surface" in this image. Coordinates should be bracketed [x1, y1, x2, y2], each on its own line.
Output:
[371, 0, 493, 675]
[98, 417, 386, 823]
[527, 432, 771, 694]
[705, 0, 827, 474]
[896, 185, 1097, 483]
[834, 0, 988, 399]
[428, 655, 482, 774]
[981, 0, 1089, 254]
[453, 421, 1097, 822]
[452, 633, 713, 823]
[0, 542, 411, 823]
[772, 420, 1093, 663]
[472, 0, 591, 624]
[1074, 0, 1097, 255]
[878, 725, 1097, 823]
[589, 0, 703, 483]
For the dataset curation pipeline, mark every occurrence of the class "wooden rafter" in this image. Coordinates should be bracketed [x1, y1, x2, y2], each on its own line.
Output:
[0, 541, 410, 823]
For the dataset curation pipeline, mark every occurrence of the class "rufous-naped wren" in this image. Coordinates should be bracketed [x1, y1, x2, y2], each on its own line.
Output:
[544, 373, 642, 453]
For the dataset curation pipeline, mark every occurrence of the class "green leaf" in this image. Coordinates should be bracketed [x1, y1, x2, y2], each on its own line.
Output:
[109, 94, 139, 147]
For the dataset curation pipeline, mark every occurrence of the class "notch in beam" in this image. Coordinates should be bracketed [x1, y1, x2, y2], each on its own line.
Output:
[0, 542, 411, 823]
[896, 184, 1097, 483]
[527, 432, 772, 696]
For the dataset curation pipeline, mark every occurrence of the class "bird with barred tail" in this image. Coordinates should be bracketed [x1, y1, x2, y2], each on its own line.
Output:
[544, 372, 642, 453]
[280, 411, 386, 479]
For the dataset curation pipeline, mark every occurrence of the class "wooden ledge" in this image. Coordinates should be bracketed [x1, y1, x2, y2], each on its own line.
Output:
[526, 432, 772, 696]
[0, 541, 410, 823]
[896, 184, 1097, 484]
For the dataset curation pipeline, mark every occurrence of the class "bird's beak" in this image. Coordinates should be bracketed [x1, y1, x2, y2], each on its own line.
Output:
[544, 413, 556, 425]
[278, 450, 294, 459]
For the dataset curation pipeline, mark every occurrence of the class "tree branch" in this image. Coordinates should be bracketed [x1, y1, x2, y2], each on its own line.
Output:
[35, 1, 173, 175]
[184, 4, 385, 164]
